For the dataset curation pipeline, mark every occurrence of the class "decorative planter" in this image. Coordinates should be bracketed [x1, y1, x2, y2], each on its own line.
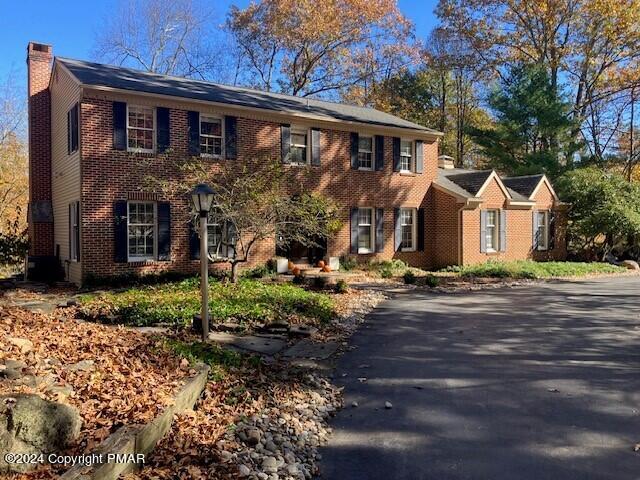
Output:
[276, 257, 289, 274]
[328, 257, 340, 271]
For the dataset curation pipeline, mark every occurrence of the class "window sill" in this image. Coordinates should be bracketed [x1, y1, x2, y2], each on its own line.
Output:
[127, 148, 155, 154]
[357, 249, 374, 255]
[399, 171, 416, 176]
[201, 154, 224, 160]
[127, 258, 157, 265]
[357, 167, 373, 172]
[401, 248, 416, 253]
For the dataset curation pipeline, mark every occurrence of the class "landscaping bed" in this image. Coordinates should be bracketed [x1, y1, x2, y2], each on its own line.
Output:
[77, 278, 336, 328]
[440, 260, 628, 279]
[0, 305, 195, 479]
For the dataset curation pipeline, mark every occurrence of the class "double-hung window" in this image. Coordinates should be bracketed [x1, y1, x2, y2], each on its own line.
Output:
[485, 210, 499, 252]
[127, 202, 156, 261]
[400, 139, 413, 172]
[290, 128, 308, 165]
[358, 136, 373, 170]
[69, 201, 80, 261]
[400, 208, 416, 252]
[127, 105, 155, 152]
[207, 209, 224, 258]
[357, 208, 374, 254]
[200, 115, 223, 157]
[536, 211, 549, 250]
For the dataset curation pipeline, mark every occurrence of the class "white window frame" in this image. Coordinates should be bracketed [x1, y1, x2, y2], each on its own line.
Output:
[485, 209, 499, 252]
[537, 211, 549, 251]
[69, 201, 80, 262]
[126, 105, 155, 153]
[206, 208, 227, 258]
[200, 114, 224, 158]
[400, 208, 417, 252]
[400, 139, 414, 173]
[357, 207, 375, 254]
[127, 201, 157, 262]
[290, 127, 310, 165]
[358, 135, 374, 171]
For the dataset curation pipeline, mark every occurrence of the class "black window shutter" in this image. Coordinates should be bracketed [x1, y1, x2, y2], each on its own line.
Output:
[549, 211, 556, 250]
[114, 200, 128, 263]
[311, 128, 321, 166]
[188, 111, 200, 155]
[157, 107, 170, 153]
[350, 208, 359, 254]
[375, 135, 384, 171]
[71, 104, 79, 153]
[394, 208, 402, 251]
[68, 203, 72, 258]
[415, 140, 424, 174]
[417, 208, 425, 251]
[350, 132, 359, 169]
[113, 102, 127, 150]
[225, 116, 237, 159]
[375, 208, 384, 252]
[157, 202, 171, 261]
[67, 110, 71, 154]
[393, 137, 401, 172]
[74, 201, 80, 261]
[189, 218, 200, 260]
[281, 124, 291, 164]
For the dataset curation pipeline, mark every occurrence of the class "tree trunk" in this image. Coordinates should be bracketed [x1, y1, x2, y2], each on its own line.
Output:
[231, 262, 240, 283]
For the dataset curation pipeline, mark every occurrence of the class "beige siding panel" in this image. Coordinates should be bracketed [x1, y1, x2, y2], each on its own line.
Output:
[51, 65, 82, 284]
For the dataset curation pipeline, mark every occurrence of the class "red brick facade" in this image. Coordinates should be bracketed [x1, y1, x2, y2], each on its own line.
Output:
[28, 48, 567, 284]
[27, 42, 54, 256]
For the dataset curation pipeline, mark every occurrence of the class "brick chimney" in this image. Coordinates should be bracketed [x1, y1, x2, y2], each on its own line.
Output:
[26, 42, 54, 256]
[438, 155, 455, 170]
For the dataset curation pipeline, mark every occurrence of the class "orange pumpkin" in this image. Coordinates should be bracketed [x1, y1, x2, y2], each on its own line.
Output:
[292, 267, 301, 276]
[317, 260, 326, 268]
[321, 265, 332, 273]
[288, 261, 295, 271]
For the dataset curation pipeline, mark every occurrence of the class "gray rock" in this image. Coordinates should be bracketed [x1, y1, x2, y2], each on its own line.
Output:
[265, 440, 278, 453]
[238, 464, 251, 476]
[0, 394, 81, 473]
[351, 401, 359, 408]
[286, 463, 299, 476]
[7, 337, 33, 353]
[246, 427, 262, 446]
[384, 401, 393, 409]
[262, 456, 278, 473]
[63, 359, 96, 372]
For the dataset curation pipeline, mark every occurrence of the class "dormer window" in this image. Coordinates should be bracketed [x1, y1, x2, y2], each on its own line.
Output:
[127, 105, 155, 152]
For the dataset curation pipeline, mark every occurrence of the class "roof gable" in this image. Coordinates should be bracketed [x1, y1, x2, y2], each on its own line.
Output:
[57, 57, 441, 135]
[445, 170, 493, 196]
[502, 175, 544, 197]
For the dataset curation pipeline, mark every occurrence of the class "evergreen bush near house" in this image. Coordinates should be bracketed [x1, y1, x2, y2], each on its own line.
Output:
[339, 255, 357, 271]
[334, 279, 349, 293]
[78, 278, 335, 327]
[380, 267, 393, 279]
[424, 274, 439, 288]
[403, 270, 416, 284]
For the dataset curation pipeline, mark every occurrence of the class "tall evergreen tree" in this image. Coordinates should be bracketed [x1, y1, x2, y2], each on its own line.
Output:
[469, 63, 579, 177]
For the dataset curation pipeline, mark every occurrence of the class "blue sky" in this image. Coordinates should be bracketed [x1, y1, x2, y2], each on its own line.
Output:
[0, 0, 440, 81]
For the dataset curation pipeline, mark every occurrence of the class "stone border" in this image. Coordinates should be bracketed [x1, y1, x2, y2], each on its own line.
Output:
[61, 363, 210, 480]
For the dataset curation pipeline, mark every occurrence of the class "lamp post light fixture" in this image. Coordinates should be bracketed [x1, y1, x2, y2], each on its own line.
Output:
[190, 183, 215, 341]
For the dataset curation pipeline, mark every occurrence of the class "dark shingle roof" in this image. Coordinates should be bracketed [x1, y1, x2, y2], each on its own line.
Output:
[442, 169, 493, 196]
[502, 175, 544, 198]
[57, 57, 440, 134]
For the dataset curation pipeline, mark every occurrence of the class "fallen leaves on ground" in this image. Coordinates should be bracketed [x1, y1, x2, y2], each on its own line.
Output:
[0, 305, 192, 479]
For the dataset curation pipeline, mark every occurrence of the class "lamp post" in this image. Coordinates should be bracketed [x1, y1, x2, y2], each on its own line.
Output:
[191, 183, 215, 341]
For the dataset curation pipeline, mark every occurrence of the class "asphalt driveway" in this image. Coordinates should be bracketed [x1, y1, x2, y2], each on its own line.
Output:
[319, 276, 640, 480]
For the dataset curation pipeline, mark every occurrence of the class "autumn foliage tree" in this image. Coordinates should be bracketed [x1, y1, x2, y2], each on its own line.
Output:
[227, 0, 417, 98]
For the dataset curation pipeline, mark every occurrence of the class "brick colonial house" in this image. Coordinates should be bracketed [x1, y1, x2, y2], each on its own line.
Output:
[26, 42, 566, 285]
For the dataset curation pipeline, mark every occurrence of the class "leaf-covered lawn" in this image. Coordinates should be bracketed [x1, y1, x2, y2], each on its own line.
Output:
[443, 260, 627, 279]
[78, 278, 336, 327]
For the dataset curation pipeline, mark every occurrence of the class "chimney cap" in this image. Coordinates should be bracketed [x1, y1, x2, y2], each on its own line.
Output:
[27, 42, 52, 56]
[438, 155, 455, 169]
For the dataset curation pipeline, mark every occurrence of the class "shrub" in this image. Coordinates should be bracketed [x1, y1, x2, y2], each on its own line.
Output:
[339, 255, 357, 271]
[403, 270, 416, 284]
[380, 267, 393, 279]
[334, 279, 349, 293]
[241, 264, 273, 279]
[424, 275, 440, 288]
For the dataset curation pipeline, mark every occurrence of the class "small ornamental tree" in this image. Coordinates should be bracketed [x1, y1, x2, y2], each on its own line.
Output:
[556, 167, 640, 260]
[147, 157, 340, 282]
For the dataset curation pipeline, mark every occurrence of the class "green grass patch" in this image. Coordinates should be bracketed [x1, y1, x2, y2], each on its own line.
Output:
[443, 260, 626, 279]
[79, 277, 336, 327]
